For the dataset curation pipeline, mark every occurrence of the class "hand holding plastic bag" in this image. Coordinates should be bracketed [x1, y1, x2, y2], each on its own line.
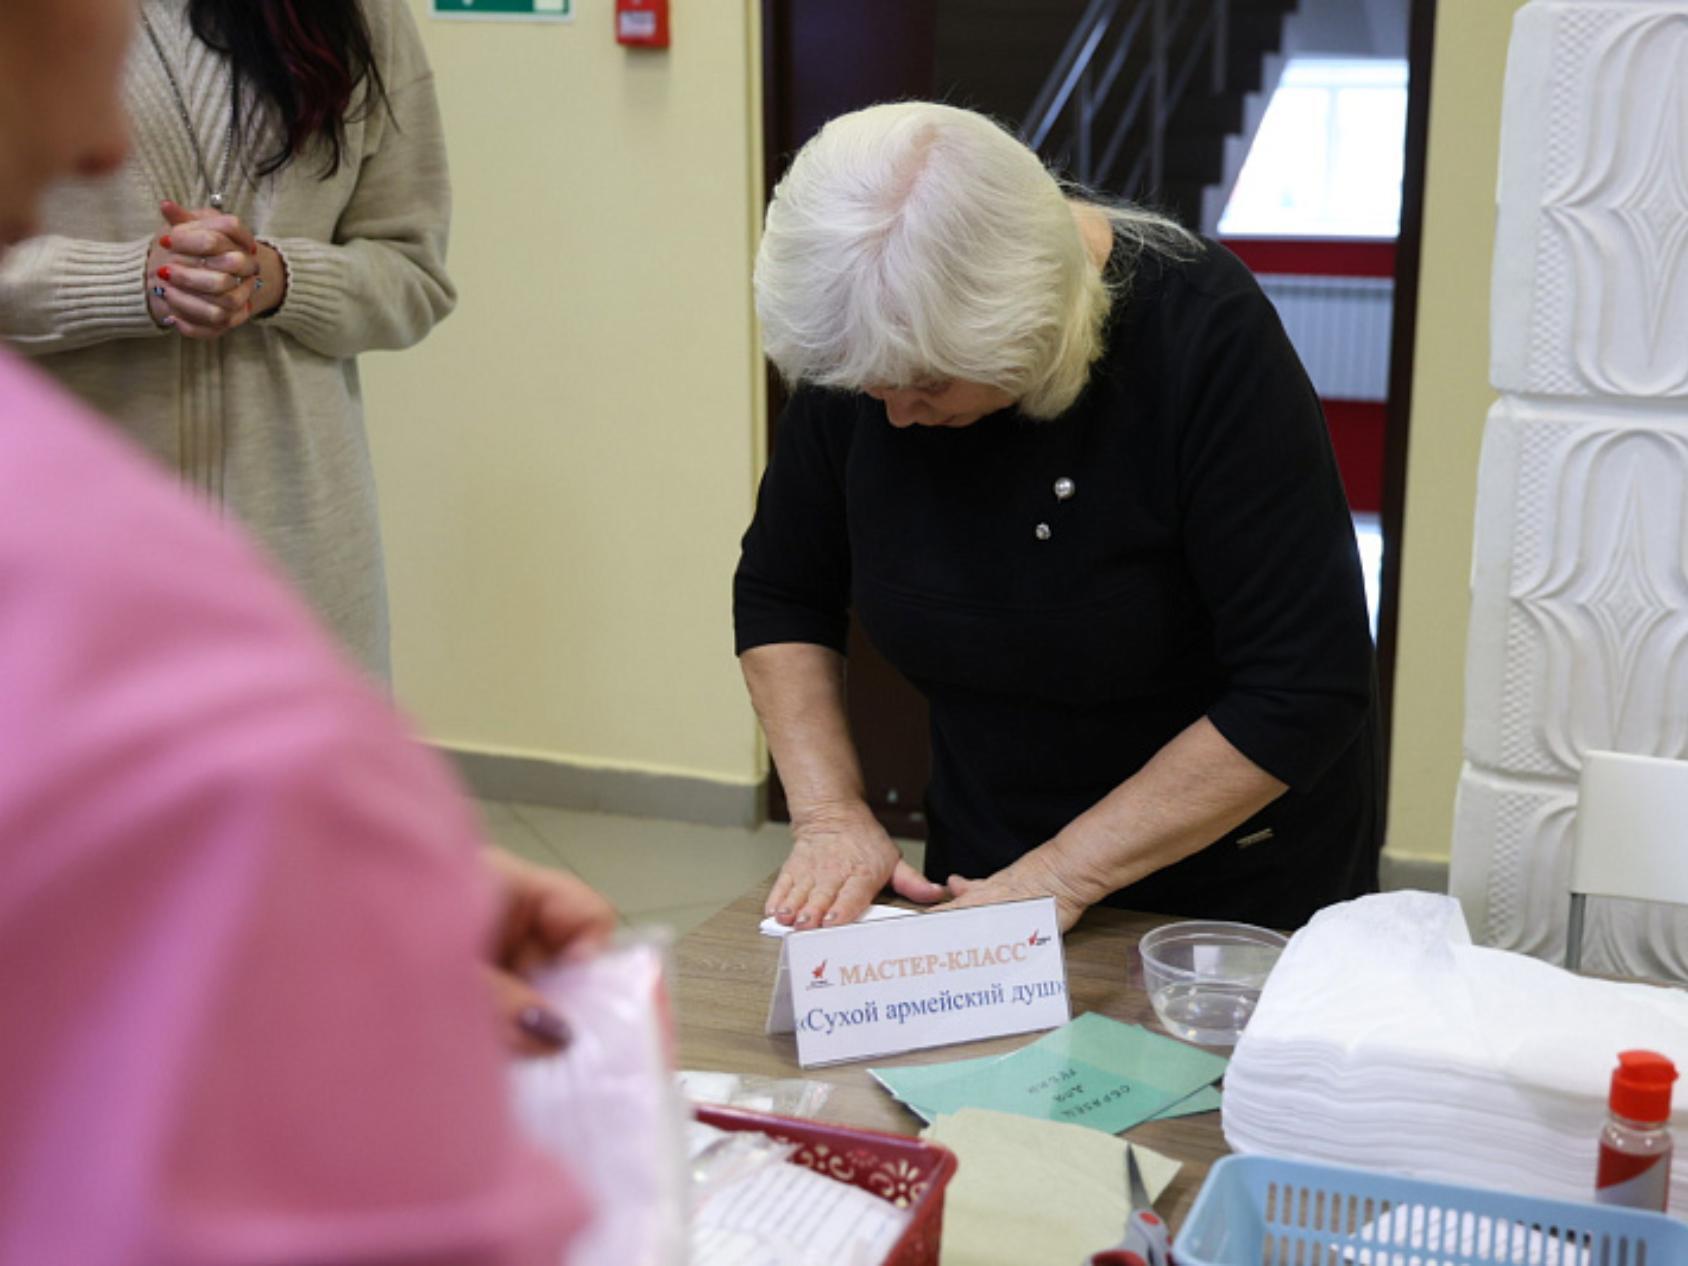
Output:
[510, 934, 689, 1266]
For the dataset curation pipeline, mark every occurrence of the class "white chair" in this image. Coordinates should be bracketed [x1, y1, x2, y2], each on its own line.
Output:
[1566, 750, 1688, 971]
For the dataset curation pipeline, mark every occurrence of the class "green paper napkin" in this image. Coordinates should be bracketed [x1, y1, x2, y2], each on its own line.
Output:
[870, 1012, 1227, 1134]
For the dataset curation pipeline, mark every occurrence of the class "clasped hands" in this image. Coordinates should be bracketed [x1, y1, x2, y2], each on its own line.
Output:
[145, 199, 283, 338]
[764, 801, 1094, 935]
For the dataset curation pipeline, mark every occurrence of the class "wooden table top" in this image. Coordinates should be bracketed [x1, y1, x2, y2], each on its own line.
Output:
[673, 878, 1230, 1227]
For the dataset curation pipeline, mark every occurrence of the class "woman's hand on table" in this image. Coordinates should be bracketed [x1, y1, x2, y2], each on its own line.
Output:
[482, 849, 618, 1057]
[766, 800, 948, 930]
[929, 849, 1094, 932]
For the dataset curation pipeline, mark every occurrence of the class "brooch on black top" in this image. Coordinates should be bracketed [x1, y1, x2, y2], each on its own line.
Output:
[1035, 476, 1077, 540]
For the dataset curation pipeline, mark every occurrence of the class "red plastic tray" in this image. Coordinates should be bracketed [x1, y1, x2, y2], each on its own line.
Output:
[695, 1104, 959, 1266]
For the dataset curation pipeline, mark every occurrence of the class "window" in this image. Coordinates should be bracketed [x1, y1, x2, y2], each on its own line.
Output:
[1219, 58, 1408, 238]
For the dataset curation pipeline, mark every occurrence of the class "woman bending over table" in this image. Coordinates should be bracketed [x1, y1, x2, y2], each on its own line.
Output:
[735, 102, 1381, 935]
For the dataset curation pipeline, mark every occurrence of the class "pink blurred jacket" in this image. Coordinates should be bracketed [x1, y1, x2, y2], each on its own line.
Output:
[0, 349, 588, 1265]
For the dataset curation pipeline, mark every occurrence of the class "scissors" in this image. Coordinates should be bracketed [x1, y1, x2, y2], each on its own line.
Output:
[1084, 1144, 1172, 1266]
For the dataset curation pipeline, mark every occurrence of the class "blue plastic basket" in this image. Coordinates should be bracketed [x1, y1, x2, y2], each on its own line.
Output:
[1175, 1156, 1688, 1266]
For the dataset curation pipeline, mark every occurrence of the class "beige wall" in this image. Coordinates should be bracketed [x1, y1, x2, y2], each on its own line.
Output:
[1386, 0, 1529, 862]
[360, 0, 1520, 841]
[362, 2, 766, 789]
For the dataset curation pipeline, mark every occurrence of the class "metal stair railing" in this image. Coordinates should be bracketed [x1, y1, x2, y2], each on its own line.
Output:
[1021, 0, 1232, 196]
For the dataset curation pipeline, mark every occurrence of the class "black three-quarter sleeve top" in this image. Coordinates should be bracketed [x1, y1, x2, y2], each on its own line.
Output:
[734, 239, 1381, 927]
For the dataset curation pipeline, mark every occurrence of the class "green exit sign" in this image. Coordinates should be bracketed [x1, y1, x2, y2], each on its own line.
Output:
[433, 0, 573, 19]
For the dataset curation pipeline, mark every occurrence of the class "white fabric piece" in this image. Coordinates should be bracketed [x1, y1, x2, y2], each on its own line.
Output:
[757, 905, 915, 938]
[1223, 892, 1688, 1215]
[692, 1159, 910, 1266]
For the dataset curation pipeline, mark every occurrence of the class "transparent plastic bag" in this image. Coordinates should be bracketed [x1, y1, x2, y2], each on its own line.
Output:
[510, 932, 688, 1266]
[678, 1071, 835, 1120]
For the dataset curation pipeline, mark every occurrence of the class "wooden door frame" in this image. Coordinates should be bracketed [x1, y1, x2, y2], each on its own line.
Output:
[1373, 0, 1438, 826]
[757, 0, 940, 838]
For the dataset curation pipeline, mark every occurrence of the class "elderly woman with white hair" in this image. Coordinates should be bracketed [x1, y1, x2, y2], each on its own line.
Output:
[735, 102, 1380, 934]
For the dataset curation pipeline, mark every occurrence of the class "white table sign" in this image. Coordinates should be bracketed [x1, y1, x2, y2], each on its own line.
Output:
[765, 897, 1070, 1067]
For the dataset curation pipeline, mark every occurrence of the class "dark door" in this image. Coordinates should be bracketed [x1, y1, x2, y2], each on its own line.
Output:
[760, 0, 938, 838]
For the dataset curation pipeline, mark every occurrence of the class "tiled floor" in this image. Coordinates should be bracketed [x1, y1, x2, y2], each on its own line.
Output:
[477, 800, 927, 939]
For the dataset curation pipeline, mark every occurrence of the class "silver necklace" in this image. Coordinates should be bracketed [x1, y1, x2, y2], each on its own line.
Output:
[139, 9, 238, 210]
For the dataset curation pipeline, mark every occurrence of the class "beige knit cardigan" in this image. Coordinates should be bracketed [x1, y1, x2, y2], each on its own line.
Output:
[0, 0, 455, 679]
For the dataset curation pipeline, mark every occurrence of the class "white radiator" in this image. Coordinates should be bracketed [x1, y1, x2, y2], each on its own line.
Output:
[1255, 273, 1394, 402]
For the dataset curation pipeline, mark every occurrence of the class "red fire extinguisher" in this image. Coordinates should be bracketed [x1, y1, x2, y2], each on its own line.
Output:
[615, 0, 669, 48]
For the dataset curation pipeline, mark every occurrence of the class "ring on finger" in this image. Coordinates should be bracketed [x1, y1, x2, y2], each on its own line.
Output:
[152, 285, 167, 298]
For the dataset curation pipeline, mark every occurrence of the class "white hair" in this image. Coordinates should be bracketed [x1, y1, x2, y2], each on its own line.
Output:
[754, 101, 1196, 420]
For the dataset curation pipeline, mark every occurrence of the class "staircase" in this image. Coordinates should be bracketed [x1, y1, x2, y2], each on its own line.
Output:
[935, 0, 1297, 229]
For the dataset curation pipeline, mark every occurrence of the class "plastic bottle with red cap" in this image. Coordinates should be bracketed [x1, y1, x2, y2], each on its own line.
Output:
[1595, 1050, 1677, 1211]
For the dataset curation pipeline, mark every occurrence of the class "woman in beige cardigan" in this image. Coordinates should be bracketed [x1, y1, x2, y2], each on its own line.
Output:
[0, 0, 455, 679]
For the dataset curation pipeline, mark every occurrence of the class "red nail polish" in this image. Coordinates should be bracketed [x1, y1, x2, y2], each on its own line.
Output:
[157, 266, 171, 281]
[160, 235, 173, 250]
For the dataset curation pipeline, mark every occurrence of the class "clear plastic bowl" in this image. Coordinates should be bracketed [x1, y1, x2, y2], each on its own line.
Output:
[1139, 920, 1287, 1047]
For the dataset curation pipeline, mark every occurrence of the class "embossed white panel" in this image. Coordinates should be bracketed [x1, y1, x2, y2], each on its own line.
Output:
[1452, 767, 1688, 979]
[1465, 399, 1688, 776]
[1493, 5, 1688, 397]
[1454, 0, 1688, 976]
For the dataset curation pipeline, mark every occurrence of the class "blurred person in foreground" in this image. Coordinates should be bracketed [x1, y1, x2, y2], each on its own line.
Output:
[0, 2, 611, 1261]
